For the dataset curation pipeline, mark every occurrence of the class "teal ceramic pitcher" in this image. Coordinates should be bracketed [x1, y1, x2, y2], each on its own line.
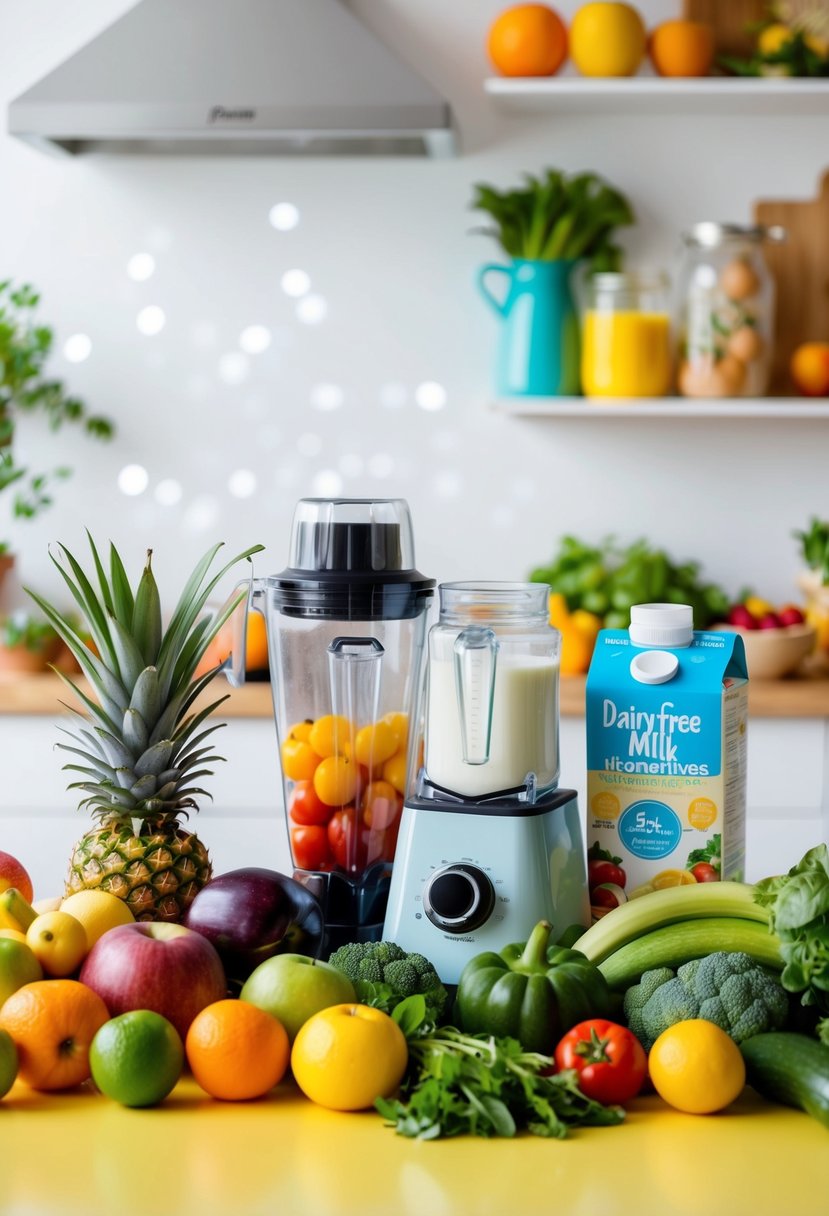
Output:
[477, 258, 581, 396]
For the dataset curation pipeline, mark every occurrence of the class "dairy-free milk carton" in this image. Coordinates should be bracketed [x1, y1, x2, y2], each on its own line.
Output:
[585, 604, 748, 919]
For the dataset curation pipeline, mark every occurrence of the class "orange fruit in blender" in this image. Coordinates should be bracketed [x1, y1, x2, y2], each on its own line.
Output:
[487, 4, 568, 77]
[648, 19, 715, 77]
[0, 979, 110, 1090]
[186, 999, 290, 1101]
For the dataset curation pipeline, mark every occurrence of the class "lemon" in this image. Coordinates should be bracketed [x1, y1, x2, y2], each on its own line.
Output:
[570, 2, 647, 77]
[26, 911, 87, 977]
[649, 1019, 745, 1114]
[651, 869, 698, 890]
[0, 1028, 18, 1099]
[758, 23, 793, 56]
[291, 1003, 408, 1111]
[744, 595, 773, 619]
[90, 1010, 184, 1107]
[59, 890, 134, 949]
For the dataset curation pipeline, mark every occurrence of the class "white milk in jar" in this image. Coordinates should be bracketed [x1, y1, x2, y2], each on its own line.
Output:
[425, 651, 559, 797]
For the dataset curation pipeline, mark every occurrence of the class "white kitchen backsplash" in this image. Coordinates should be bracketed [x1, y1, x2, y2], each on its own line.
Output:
[0, 0, 825, 617]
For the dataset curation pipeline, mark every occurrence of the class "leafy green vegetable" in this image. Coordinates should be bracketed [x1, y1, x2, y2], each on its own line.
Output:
[755, 845, 829, 1016]
[375, 996, 624, 1140]
[794, 517, 829, 584]
[326, 940, 448, 1023]
[529, 535, 731, 630]
[623, 952, 789, 1052]
[720, 27, 829, 78]
[471, 168, 634, 272]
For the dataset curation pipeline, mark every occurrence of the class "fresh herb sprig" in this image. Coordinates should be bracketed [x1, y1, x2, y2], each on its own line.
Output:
[471, 168, 634, 273]
[376, 995, 624, 1140]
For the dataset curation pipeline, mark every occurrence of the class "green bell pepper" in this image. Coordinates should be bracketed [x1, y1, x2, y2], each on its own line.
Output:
[453, 920, 612, 1055]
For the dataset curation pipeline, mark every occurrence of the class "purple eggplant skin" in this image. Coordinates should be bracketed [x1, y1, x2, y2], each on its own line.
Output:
[184, 867, 325, 981]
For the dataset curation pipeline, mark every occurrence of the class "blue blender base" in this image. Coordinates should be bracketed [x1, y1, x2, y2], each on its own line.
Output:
[382, 787, 590, 984]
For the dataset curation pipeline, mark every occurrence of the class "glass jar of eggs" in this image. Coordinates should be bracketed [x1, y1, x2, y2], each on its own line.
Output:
[675, 223, 785, 398]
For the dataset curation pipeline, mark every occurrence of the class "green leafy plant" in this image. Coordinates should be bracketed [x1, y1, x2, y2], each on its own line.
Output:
[0, 280, 114, 553]
[755, 844, 829, 1020]
[721, 25, 829, 77]
[0, 610, 59, 655]
[471, 168, 634, 271]
[794, 517, 829, 584]
[529, 534, 731, 630]
[375, 995, 624, 1140]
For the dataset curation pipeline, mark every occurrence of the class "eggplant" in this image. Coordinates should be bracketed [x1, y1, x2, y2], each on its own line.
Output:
[184, 867, 325, 982]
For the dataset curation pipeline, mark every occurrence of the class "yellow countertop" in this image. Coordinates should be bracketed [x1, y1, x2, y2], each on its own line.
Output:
[1, 1076, 827, 1216]
[2, 672, 829, 718]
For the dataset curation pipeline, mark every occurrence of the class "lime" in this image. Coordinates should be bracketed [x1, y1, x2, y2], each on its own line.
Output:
[0, 1028, 18, 1098]
[0, 936, 43, 1006]
[90, 1010, 184, 1107]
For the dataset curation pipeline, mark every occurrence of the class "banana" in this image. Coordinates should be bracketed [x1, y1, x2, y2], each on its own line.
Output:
[0, 887, 38, 932]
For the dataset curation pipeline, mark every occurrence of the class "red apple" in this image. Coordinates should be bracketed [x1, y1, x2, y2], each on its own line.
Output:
[727, 604, 758, 630]
[778, 604, 806, 627]
[758, 612, 783, 630]
[0, 851, 33, 903]
[79, 922, 227, 1038]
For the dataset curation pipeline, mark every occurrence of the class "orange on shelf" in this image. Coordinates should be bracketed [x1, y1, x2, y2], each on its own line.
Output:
[648, 19, 715, 77]
[487, 3, 568, 77]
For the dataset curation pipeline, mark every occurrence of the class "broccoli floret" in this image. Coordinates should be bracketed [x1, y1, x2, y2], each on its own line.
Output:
[327, 940, 448, 1021]
[622, 952, 789, 1051]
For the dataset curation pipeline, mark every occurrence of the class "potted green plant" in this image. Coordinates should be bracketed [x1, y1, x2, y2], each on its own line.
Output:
[0, 610, 60, 675]
[0, 280, 114, 598]
[472, 168, 635, 396]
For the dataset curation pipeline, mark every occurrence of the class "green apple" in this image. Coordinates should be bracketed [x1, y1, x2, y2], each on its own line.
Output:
[239, 953, 356, 1042]
[0, 937, 43, 1007]
[0, 1028, 18, 1098]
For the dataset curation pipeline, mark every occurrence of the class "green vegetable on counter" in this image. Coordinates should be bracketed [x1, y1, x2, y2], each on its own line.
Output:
[471, 168, 634, 273]
[754, 843, 829, 1018]
[741, 1032, 829, 1130]
[623, 952, 789, 1052]
[794, 516, 829, 584]
[327, 940, 448, 1024]
[453, 920, 612, 1055]
[375, 995, 624, 1140]
[529, 535, 731, 630]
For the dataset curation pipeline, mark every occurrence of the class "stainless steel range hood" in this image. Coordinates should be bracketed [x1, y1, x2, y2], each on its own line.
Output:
[8, 0, 455, 157]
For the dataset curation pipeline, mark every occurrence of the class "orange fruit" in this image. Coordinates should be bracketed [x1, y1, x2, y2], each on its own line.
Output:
[185, 998, 290, 1101]
[194, 608, 269, 678]
[558, 623, 595, 675]
[648, 19, 715, 77]
[648, 1019, 745, 1114]
[487, 4, 568, 77]
[291, 1003, 408, 1111]
[570, 2, 646, 77]
[791, 342, 829, 397]
[0, 979, 110, 1090]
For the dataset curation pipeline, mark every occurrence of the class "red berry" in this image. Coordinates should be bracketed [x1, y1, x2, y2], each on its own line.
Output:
[758, 612, 783, 630]
[728, 605, 758, 630]
[778, 605, 806, 627]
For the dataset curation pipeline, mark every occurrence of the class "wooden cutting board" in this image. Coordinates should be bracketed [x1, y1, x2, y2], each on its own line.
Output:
[754, 170, 829, 394]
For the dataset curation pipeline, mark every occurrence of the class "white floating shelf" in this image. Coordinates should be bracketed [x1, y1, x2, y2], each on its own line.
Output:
[484, 76, 829, 116]
[494, 396, 829, 418]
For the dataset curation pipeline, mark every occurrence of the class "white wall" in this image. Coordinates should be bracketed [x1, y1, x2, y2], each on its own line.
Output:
[0, 0, 825, 614]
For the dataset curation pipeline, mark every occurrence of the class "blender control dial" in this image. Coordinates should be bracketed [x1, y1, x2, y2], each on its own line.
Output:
[422, 864, 496, 934]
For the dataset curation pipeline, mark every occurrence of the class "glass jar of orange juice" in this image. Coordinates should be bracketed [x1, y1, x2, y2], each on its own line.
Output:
[581, 272, 672, 398]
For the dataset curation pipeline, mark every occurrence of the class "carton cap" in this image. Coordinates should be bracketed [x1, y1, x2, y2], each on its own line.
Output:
[629, 603, 694, 649]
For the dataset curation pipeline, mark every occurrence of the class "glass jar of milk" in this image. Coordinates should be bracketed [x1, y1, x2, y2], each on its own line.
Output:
[423, 582, 561, 800]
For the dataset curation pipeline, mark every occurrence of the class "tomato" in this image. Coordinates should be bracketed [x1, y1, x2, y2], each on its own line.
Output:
[590, 883, 625, 910]
[588, 858, 626, 890]
[361, 780, 402, 830]
[290, 824, 331, 871]
[313, 755, 359, 807]
[691, 862, 720, 883]
[554, 1019, 647, 1106]
[289, 781, 333, 826]
[281, 738, 320, 782]
[327, 807, 367, 872]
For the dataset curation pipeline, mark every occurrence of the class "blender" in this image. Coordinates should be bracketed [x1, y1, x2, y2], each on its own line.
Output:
[231, 498, 434, 949]
[383, 581, 589, 982]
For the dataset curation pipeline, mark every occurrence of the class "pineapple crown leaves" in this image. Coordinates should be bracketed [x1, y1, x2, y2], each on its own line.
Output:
[27, 533, 264, 819]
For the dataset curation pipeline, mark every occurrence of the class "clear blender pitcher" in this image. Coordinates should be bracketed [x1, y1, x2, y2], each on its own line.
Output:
[237, 499, 434, 946]
[422, 582, 561, 801]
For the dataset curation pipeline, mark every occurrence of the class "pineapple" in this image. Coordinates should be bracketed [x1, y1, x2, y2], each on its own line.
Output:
[28, 535, 263, 922]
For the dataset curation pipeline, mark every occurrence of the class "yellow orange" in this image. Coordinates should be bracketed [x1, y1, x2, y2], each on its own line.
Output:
[185, 999, 289, 1101]
[0, 979, 110, 1090]
[487, 4, 568, 77]
[570, 2, 646, 77]
[291, 1003, 408, 1111]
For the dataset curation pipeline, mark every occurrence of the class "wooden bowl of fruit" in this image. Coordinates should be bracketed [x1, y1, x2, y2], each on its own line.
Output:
[713, 602, 816, 679]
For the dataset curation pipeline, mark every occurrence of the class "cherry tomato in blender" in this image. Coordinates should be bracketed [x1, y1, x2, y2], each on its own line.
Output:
[289, 781, 333, 826]
[290, 824, 331, 871]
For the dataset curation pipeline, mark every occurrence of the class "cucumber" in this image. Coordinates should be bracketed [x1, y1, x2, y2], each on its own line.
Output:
[741, 1032, 829, 1129]
[597, 916, 782, 990]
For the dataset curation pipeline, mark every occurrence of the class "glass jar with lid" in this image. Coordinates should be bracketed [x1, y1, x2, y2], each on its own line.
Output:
[580, 271, 673, 398]
[675, 223, 785, 399]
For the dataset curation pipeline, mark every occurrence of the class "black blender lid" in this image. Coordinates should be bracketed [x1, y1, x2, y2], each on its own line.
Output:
[271, 498, 434, 620]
